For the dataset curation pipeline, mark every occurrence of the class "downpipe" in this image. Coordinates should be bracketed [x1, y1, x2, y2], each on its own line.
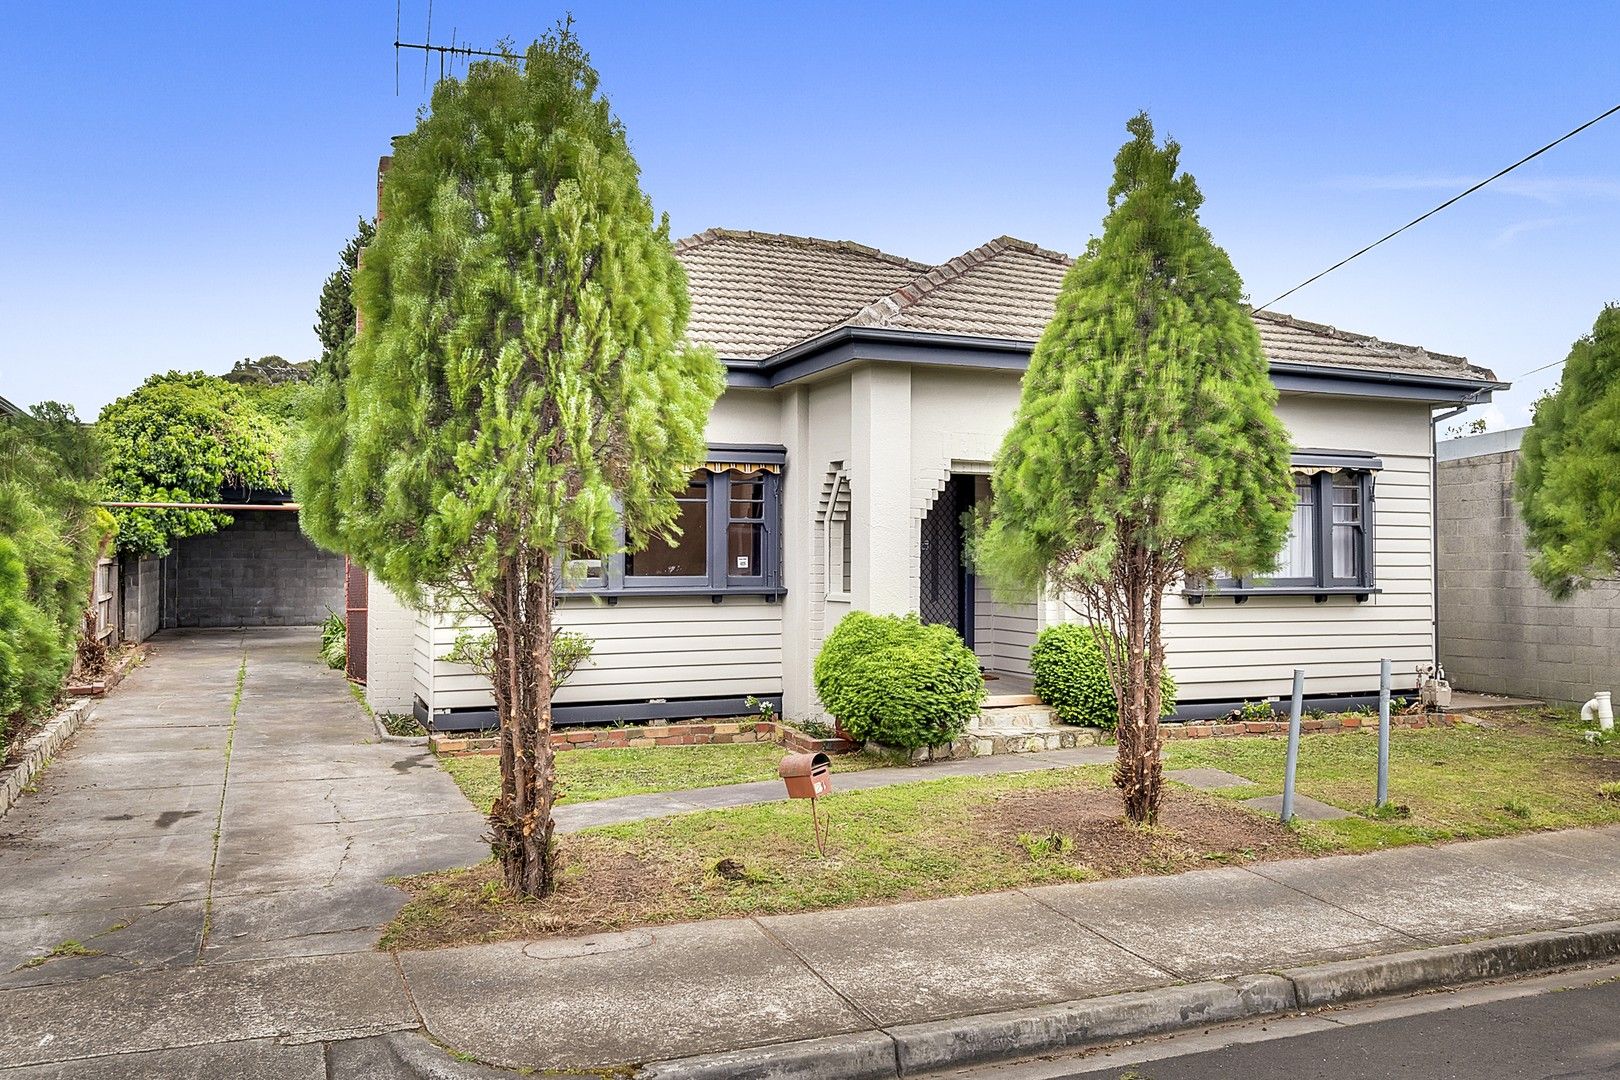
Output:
[1582, 690, 1614, 732]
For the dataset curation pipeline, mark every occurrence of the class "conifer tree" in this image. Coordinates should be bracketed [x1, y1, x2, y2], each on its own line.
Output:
[295, 27, 723, 896]
[1517, 304, 1620, 598]
[978, 114, 1294, 823]
[312, 218, 375, 382]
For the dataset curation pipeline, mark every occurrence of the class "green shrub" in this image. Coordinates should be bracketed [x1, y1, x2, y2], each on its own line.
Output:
[1029, 623, 1177, 731]
[0, 405, 108, 743]
[320, 611, 347, 670]
[812, 611, 986, 750]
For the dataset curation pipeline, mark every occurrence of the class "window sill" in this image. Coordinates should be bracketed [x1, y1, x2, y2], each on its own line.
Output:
[1183, 586, 1379, 605]
[560, 586, 786, 604]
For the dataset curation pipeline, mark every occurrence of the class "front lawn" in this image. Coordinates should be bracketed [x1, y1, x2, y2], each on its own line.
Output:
[1162, 706, 1620, 852]
[384, 767, 1300, 948]
[440, 742, 895, 810]
[388, 707, 1620, 949]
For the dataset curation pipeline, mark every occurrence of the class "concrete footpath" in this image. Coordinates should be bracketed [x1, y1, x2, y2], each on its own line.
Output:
[3, 822, 1619, 1076]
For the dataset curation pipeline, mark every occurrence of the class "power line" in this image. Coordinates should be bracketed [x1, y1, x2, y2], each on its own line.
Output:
[1254, 101, 1620, 314]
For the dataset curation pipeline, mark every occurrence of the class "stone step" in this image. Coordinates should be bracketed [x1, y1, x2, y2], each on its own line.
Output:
[969, 703, 1060, 732]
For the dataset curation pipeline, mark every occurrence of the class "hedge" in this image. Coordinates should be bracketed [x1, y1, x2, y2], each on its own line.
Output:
[0, 406, 108, 743]
[1030, 622, 1177, 731]
[812, 611, 986, 750]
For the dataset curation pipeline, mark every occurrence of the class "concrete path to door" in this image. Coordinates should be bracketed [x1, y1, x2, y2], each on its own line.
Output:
[0, 628, 487, 986]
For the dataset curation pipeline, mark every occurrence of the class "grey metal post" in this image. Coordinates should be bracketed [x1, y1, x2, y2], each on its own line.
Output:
[1377, 657, 1392, 807]
[1281, 669, 1305, 824]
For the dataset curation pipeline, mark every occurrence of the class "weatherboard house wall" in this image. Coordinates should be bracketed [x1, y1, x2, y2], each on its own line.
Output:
[363, 229, 1503, 729]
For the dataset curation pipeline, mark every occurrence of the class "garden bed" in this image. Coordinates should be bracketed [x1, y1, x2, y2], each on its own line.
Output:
[387, 707, 1620, 950]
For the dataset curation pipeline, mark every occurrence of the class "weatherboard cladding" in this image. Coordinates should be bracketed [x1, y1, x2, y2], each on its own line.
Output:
[672, 229, 1497, 383]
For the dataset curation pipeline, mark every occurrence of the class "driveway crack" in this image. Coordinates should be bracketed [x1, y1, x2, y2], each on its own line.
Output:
[196, 634, 247, 963]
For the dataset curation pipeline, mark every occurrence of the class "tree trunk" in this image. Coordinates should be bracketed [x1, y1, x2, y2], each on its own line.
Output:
[487, 551, 560, 897]
[1111, 546, 1164, 825]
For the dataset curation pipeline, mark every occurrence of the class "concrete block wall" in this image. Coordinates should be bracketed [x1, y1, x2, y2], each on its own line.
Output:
[365, 576, 417, 713]
[1437, 431, 1620, 704]
[118, 554, 163, 644]
[166, 510, 345, 628]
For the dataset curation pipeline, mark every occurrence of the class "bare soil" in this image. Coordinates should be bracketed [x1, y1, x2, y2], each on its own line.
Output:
[988, 783, 1308, 876]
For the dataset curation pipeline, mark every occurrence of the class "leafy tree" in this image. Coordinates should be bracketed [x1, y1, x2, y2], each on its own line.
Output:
[312, 218, 376, 382]
[98, 372, 282, 556]
[1517, 304, 1620, 597]
[0, 404, 108, 737]
[295, 28, 723, 896]
[977, 114, 1294, 824]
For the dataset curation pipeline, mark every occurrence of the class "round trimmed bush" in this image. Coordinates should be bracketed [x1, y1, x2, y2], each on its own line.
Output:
[1030, 623, 1177, 731]
[813, 611, 986, 750]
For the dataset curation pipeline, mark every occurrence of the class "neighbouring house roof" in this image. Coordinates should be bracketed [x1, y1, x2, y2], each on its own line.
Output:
[0, 394, 24, 418]
[672, 229, 1500, 385]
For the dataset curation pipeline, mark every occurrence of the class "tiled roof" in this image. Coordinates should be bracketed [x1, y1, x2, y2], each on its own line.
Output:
[674, 229, 928, 359]
[674, 229, 1497, 382]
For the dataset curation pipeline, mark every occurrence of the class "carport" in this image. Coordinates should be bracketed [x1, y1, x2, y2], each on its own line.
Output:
[106, 497, 345, 641]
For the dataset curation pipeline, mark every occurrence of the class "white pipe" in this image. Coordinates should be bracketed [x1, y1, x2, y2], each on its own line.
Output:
[1582, 691, 1614, 732]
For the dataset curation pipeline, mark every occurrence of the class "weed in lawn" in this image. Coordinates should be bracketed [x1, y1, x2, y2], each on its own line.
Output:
[1366, 802, 1412, 820]
[1599, 782, 1620, 801]
[1017, 831, 1074, 861]
[1501, 798, 1533, 821]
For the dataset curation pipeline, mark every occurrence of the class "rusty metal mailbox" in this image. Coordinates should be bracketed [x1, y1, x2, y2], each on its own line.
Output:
[779, 752, 832, 800]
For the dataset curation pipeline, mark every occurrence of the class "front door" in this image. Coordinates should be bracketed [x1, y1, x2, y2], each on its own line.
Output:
[918, 475, 975, 647]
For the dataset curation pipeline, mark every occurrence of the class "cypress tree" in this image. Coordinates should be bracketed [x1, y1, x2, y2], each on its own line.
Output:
[312, 218, 375, 382]
[295, 26, 723, 896]
[978, 114, 1294, 824]
[1517, 304, 1620, 598]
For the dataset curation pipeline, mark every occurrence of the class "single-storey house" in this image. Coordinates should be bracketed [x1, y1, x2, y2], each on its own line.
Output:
[360, 229, 1506, 729]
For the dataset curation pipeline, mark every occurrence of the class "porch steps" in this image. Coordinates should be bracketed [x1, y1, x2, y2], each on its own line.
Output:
[906, 700, 1106, 762]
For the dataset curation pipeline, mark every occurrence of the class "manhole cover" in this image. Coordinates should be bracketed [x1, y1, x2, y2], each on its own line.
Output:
[522, 929, 655, 960]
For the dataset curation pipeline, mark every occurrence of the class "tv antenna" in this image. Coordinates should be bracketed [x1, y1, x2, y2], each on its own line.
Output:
[394, 0, 511, 95]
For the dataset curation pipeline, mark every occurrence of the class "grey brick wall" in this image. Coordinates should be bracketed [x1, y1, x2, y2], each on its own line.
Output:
[119, 554, 162, 643]
[166, 511, 345, 628]
[1438, 440, 1620, 704]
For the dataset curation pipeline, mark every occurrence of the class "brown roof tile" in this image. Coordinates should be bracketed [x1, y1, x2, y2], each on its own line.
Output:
[674, 229, 1496, 382]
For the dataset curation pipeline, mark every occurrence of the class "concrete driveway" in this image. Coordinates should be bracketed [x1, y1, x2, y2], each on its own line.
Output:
[0, 628, 487, 986]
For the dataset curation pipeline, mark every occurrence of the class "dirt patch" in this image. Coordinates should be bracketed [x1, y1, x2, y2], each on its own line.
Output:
[989, 780, 1308, 876]
[384, 846, 678, 949]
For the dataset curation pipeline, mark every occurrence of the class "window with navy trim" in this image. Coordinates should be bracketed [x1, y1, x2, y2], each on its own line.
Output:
[1192, 464, 1377, 598]
[561, 461, 784, 598]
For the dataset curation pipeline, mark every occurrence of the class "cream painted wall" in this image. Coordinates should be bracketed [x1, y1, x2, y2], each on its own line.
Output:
[370, 367, 1443, 723]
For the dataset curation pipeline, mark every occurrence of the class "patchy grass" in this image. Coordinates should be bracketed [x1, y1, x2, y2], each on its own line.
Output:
[383, 767, 1303, 948]
[388, 706, 1620, 950]
[1162, 706, 1620, 853]
[440, 742, 894, 811]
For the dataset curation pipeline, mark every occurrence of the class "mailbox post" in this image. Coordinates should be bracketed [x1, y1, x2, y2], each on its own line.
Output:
[779, 752, 832, 854]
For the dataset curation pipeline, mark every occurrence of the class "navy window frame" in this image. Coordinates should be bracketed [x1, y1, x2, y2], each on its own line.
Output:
[560, 447, 786, 601]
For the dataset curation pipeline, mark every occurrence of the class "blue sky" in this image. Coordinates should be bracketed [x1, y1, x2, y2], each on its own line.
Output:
[4, 2, 1617, 432]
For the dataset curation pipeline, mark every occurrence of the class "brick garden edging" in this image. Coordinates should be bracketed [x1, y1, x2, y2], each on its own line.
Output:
[1159, 711, 1453, 740]
[430, 709, 1456, 757]
[431, 717, 858, 757]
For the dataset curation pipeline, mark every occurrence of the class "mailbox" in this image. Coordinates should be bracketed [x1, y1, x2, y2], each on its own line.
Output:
[779, 752, 832, 799]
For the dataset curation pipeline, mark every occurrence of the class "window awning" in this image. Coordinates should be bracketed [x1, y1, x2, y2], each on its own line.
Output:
[704, 442, 787, 474]
[1290, 448, 1383, 475]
